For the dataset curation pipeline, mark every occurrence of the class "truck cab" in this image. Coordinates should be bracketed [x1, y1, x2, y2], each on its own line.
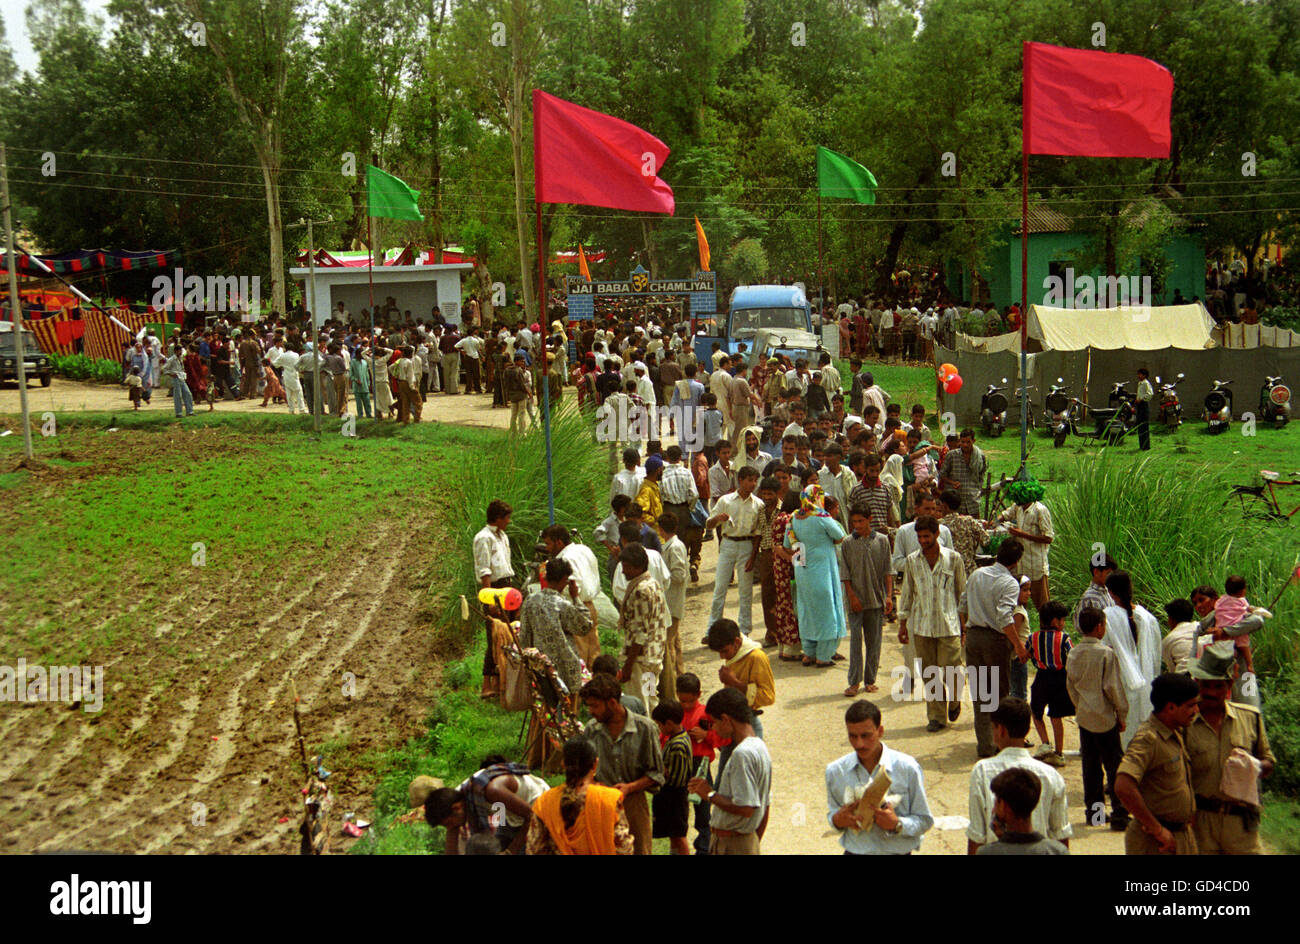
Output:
[692, 284, 812, 368]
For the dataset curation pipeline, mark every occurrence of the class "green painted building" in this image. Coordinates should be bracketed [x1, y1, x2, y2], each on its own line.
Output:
[945, 207, 1206, 309]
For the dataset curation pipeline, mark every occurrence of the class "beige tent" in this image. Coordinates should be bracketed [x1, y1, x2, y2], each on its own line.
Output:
[1026, 303, 1216, 351]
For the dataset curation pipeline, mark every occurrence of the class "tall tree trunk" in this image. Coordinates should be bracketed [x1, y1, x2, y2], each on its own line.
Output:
[510, 0, 535, 322]
[257, 125, 286, 315]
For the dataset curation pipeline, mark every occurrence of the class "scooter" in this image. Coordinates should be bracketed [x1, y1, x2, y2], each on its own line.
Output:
[1155, 373, 1185, 430]
[1045, 378, 1072, 447]
[1259, 375, 1291, 428]
[1205, 379, 1234, 434]
[981, 379, 1010, 438]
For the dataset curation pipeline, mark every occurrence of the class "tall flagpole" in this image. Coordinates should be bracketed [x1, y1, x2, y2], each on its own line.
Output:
[1019, 150, 1029, 473]
[1019, 42, 1031, 474]
[817, 191, 824, 332]
[366, 184, 377, 423]
[536, 202, 554, 525]
[1, 143, 33, 460]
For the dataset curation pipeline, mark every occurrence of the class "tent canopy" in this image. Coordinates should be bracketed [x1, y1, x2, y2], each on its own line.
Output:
[1026, 303, 1215, 351]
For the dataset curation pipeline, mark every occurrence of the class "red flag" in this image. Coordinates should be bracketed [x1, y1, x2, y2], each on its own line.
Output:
[533, 89, 675, 214]
[1023, 42, 1172, 158]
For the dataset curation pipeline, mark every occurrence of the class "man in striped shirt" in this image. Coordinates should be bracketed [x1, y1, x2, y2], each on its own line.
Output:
[849, 452, 900, 533]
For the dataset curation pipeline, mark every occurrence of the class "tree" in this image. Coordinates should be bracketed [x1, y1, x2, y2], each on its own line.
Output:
[181, 0, 305, 315]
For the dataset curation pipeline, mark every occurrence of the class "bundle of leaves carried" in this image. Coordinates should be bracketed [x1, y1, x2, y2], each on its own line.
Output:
[1004, 476, 1046, 505]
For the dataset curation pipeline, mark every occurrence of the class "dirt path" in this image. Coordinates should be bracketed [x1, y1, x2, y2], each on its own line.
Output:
[0, 378, 511, 430]
[677, 538, 1126, 855]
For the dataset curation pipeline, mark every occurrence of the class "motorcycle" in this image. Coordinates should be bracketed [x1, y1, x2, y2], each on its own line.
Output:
[1155, 373, 1185, 430]
[980, 379, 1010, 438]
[1107, 381, 1138, 429]
[1056, 395, 1129, 446]
[1259, 375, 1291, 428]
[1204, 379, 1234, 434]
[1045, 378, 1072, 447]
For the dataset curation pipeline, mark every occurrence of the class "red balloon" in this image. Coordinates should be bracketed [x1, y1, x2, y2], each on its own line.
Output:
[944, 375, 963, 394]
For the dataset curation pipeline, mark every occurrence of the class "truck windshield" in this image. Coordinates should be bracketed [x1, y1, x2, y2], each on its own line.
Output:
[729, 307, 805, 337]
[0, 330, 38, 351]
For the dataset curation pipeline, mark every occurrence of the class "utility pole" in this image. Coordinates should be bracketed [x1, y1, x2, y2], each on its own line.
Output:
[1, 143, 33, 460]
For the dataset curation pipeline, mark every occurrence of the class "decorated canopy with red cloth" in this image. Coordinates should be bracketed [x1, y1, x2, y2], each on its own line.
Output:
[0, 248, 178, 276]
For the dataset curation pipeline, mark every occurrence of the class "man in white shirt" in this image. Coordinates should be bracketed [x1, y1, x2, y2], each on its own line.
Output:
[705, 466, 764, 636]
[891, 493, 954, 571]
[1134, 367, 1153, 451]
[613, 523, 673, 600]
[817, 352, 842, 399]
[542, 524, 603, 667]
[455, 327, 485, 394]
[473, 499, 517, 697]
[897, 515, 967, 731]
[634, 363, 657, 411]
[996, 492, 1054, 608]
[860, 372, 888, 422]
[610, 447, 646, 502]
[966, 697, 1072, 853]
[878, 307, 895, 358]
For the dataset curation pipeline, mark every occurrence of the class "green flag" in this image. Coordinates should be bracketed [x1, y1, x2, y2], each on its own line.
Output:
[367, 165, 424, 221]
[817, 146, 877, 205]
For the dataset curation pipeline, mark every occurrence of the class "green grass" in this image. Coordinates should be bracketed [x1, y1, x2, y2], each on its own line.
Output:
[1261, 793, 1300, 855]
[0, 411, 440, 666]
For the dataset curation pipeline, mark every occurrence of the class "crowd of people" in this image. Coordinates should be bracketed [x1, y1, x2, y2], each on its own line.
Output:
[436, 299, 1276, 856]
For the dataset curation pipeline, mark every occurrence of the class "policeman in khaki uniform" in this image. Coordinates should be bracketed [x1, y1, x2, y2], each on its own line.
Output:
[1186, 642, 1275, 854]
[1114, 673, 1201, 855]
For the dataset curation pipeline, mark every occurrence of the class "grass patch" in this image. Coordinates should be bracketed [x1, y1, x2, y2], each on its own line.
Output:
[1261, 793, 1300, 855]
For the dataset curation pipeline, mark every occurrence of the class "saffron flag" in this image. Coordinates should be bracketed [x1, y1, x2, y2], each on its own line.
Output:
[533, 90, 675, 214]
[367, 166, 424, 221]
[1023, 42, 1173, 158]
[578, 244, 592, 281]
[817, 146, 877, 205]
[694, 216, 711, 272]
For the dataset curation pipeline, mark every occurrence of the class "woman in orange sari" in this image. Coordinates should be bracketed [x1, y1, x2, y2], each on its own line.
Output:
[527, 738, 634, 855]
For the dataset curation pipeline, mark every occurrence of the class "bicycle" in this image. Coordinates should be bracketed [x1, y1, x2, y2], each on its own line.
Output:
[980, 471, 1017, 521]
[1229, 470, 1300, 522]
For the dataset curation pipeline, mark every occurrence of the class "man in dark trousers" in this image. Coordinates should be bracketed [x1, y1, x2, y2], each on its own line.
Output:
[1134, 367, 1153, 451]
[440, 323, 463, 394]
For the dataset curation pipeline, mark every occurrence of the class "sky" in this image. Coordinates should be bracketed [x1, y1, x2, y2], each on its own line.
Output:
[1, 0, 111, 75]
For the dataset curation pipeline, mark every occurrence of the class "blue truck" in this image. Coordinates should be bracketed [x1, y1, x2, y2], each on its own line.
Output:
[692, 284, 816, 368]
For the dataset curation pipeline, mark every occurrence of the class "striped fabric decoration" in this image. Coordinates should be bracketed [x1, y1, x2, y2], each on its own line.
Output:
[27, 310, 75, 356]
[83, 308, 150, 361]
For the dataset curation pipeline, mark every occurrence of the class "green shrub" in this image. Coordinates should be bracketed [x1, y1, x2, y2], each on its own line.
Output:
[50, 353, 124, 384]
[1262, 306, 1300, 332]
[1262, 674, 1300, 797]
[429, 403, 608, 629]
